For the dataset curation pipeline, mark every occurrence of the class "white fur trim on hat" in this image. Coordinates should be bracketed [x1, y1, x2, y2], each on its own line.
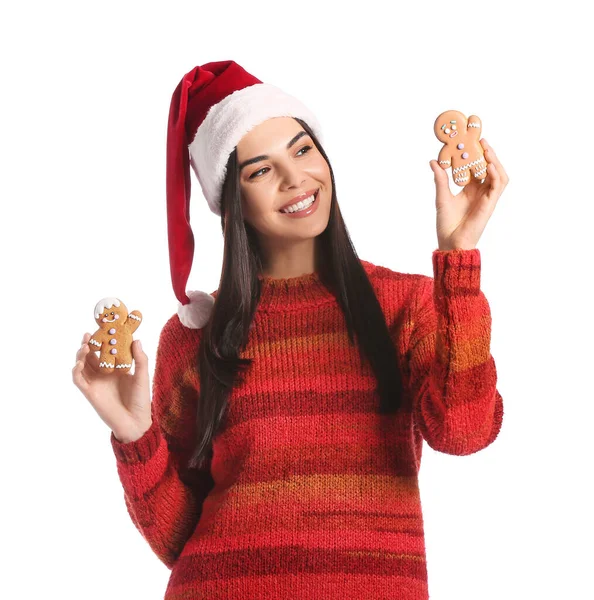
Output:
[188, 83, 323, 217]
[177, 290, 215, 329]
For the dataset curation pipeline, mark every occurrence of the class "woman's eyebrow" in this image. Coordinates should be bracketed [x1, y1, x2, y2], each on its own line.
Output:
[239, 130, 309, 172]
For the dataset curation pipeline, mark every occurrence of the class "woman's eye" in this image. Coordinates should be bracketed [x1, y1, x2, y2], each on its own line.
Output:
[250, 167, 269, 179]
[249, 146, 312, 179]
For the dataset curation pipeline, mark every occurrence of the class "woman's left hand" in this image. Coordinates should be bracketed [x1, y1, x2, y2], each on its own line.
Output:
[429, 139, 509, 251]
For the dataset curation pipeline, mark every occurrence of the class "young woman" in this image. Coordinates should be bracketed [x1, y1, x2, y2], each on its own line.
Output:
[72, 60, 508, 599]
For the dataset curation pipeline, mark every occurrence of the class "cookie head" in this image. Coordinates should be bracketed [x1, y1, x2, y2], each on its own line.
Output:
[94, 297, 129, 328]
[434, 110, 467, 143]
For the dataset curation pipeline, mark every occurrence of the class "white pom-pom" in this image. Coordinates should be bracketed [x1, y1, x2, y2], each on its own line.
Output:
[177, 290, 215, 329]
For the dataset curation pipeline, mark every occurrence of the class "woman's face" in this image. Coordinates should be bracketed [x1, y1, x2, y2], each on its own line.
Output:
[236, 117, 332, 249]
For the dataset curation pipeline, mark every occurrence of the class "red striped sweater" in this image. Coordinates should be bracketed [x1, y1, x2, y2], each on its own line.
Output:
[110, 248, 503, 599]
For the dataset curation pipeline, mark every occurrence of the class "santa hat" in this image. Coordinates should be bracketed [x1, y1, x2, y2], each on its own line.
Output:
[166, 60, 324, 329]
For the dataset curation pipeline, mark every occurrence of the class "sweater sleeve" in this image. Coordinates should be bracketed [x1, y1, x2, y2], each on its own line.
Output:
[406, 248, 504, 455]
[109, 315, 213, 569]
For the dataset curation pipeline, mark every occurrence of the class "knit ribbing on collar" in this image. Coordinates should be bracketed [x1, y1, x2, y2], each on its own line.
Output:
[255, 270, 336, 312]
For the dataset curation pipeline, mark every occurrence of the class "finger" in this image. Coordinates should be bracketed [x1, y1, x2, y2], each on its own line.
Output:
[75, 341, 89, 362]
[131, 340, 149, 379]
[486, 161, 501, 193]
[81, 332, 91, 345]
[481, 140, 509, 184]
[430, 159, 449, 177]
[430, 160, 450, 196]
[76, 340, 101, 371]
[72, 359, 90, 392]
[479, 142, 500, 189]
[85, 345, 101, 370]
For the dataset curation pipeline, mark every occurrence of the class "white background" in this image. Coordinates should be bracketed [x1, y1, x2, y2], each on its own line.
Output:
[2, 0, 592, 598]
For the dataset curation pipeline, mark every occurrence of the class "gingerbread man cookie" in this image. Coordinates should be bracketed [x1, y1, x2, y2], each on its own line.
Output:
[434, 110, 488, 186]
[89, 297, 142, 374]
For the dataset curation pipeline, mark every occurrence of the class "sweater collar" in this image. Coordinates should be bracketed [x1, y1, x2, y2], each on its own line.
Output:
[256, 269, 336, 312]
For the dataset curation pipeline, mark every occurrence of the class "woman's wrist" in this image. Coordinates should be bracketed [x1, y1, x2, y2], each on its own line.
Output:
[113, 420, 153, 444]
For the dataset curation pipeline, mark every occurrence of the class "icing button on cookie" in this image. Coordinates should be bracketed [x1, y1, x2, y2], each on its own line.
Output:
[109, 328, 116, 334]
[462, 152, 469, 159]
[110, 339, 117, 345]
[457, 143, 464, 150]
[110, 348, 117, 355]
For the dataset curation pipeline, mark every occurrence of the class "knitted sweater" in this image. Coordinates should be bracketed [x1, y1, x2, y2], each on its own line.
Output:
[110, 249, 503, 600]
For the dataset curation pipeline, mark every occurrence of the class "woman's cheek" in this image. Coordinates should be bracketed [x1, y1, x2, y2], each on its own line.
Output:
[307, 159, 330, 180]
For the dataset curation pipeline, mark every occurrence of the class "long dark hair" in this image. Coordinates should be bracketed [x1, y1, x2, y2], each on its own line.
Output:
[187, 117, 404, 471]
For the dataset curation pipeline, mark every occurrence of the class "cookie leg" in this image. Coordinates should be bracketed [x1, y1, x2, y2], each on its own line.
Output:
[114, 343, 133, 374]
[98, 351, 116, 373]
[115, 357, 133, 374]
[453, 167, 471, 186]
[472, 157, 488, 181]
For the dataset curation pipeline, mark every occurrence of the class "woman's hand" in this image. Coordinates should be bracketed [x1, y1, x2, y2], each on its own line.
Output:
[72, 333, 152, 443]
[429, 139, 509, 251]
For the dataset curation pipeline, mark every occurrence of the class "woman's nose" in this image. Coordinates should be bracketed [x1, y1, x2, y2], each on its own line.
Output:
[278, 162, 305, 188]
[283, 173, 306, 189]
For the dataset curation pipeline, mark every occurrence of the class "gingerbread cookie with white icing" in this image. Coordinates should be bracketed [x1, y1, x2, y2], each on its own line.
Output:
[89, 297, 142, 374]
[434, 110, 488, 186]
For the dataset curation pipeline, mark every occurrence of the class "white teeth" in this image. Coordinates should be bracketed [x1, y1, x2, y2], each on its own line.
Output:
[281, 193, 315, 213]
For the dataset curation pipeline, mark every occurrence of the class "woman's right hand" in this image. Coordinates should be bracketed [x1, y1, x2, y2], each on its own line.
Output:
[72, 333, 152, 443]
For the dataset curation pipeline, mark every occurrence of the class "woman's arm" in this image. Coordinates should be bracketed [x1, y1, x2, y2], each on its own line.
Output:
[110, 316, 213, 569]
[406, 248, 504, 455]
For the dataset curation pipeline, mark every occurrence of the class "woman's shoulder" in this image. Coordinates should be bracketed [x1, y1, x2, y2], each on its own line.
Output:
[157, 310, 205, 363]
[359, 258, 433, 318]
[162, 309, 206, 336]
[360, 258, 431, 288]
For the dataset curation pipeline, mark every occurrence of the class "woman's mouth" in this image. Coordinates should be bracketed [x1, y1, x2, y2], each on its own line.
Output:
[279, 189, 319, 217]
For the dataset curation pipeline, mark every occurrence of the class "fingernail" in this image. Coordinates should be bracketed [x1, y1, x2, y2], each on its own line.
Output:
[137, 341, 142, 351]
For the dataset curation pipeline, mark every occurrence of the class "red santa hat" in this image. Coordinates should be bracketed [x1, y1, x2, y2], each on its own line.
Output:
[166, 60, 324, 329]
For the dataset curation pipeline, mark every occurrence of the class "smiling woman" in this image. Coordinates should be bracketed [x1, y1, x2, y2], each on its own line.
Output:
[235, 117, 332, 276]
[90, 59, 504, 600]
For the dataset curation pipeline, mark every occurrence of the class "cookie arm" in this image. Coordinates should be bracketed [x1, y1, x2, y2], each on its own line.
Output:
[467, 115, 482, 139]
[88, 329, 103, 350]
[110, 317, 212, 569]
[437, 146, 452, 168]
[405, 249, 504, 455]
[125, 311, 142, 334]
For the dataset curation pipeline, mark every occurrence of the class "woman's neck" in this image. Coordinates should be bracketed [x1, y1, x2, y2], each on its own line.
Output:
[258, 237, 319, 279]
